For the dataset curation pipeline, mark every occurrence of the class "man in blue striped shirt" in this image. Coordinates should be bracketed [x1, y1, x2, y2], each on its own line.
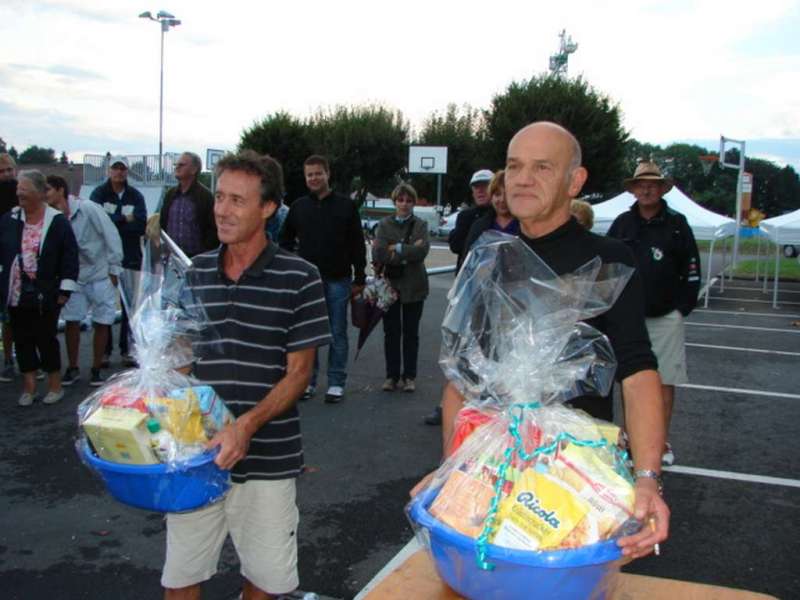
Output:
[162, 151, 331, 600]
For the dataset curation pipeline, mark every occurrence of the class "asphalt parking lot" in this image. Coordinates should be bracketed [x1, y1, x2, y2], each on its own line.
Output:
[0, 247, 797, 599]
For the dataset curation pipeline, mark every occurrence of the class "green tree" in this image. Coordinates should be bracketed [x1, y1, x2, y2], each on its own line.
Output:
[483, 75, 629, 197]
[59, 151, 69, 165]
[18, 145, 56, 164]
[414, 103, 490, 209]
[309, 104, 409, 200]
[239, 111, 312, 202]
[8, 147, 18, 160]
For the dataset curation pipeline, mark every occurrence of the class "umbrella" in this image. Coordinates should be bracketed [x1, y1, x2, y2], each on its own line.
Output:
[351, 276, 398, 359]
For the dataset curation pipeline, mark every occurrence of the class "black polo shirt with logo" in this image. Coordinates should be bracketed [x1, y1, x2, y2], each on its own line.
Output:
[186, 242, 331, 483]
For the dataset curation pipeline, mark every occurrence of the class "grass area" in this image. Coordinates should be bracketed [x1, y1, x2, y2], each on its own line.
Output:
[696, 238, 769, 253]
[734, 258, 800, 280]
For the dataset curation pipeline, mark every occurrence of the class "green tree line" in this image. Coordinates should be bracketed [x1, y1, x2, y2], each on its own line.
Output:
[239, 74, 799, 217]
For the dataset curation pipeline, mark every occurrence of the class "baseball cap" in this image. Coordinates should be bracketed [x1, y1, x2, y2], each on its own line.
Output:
[469, 169, 493, 186]
[109, 155, 129, 169]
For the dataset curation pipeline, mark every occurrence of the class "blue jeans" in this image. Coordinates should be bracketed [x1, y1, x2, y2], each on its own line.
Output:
[312, 278, 350, 389]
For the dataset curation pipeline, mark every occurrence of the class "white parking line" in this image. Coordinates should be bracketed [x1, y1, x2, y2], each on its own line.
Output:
[722, 285, 800, 295]
[677, 382, 800, 400]
[686, 342, 800, 357]
[708, 296, 800, 306]
[694, 309, 800, 319]
[664, 465, 800, 489]
[685, 322, 800, 334]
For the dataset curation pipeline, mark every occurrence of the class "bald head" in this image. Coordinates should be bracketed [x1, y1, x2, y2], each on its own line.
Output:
[504, 121, 588, 238]
[508, 121, 582, 173]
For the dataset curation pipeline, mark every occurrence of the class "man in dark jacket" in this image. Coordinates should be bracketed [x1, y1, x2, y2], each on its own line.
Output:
[448, 169, 494, 272]
[147, 152, 218, 257]
[0, 153, 19, 380]
[279, 154, 366, 404]
[90, 156, 147, 364]
[607, 161, 701, 467]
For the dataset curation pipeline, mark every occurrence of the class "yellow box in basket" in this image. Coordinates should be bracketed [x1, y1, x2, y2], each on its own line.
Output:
[83, 406, 158, 465]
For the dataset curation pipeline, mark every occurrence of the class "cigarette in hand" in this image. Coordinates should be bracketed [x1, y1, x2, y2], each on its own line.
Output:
[649, 517, 660, 556]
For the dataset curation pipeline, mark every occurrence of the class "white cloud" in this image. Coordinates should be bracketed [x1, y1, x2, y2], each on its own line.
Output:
[2, 0, 798, 169]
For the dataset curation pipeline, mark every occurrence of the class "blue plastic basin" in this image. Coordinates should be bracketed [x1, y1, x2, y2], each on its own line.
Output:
[80, 441, 230, 512]
[408, 486, 623, 600]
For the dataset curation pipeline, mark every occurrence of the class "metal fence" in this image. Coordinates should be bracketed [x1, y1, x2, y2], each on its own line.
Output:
[83, 153, 180, 186]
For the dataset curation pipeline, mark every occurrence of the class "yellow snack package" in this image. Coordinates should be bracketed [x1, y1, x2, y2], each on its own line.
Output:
[551, 444, 634, 541]
[492, 470, 589, 551]
[430, 470, 496, 539]
[145, 393, 207, 445]
[82, 406, 159, 465]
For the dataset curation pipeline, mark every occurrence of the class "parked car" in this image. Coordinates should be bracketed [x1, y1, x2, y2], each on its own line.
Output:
[436, 210, 461, 238]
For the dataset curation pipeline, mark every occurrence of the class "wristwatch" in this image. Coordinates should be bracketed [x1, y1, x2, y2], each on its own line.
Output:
[634, 469, 664, 495]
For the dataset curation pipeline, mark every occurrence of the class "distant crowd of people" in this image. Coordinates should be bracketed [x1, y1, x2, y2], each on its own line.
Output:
[0, 119, 700, 597]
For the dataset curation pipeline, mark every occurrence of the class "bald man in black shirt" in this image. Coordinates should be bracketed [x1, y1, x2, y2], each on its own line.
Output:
[432, 121, 669, 560]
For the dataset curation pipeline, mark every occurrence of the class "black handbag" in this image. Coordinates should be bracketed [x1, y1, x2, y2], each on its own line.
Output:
[382, 218, 415, 279]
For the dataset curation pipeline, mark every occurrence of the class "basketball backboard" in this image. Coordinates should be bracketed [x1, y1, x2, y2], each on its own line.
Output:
[408, 146, 447, 174]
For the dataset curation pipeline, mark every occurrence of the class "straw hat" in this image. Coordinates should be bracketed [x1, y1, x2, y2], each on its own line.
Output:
[623, 161, 673, 193]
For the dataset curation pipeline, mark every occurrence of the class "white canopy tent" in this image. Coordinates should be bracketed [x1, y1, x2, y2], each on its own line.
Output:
[590, 187, 737, 307]
[758, 208, 800, 307]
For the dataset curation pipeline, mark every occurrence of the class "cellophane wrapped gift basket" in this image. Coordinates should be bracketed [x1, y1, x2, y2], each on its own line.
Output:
[77, 235, 232, 512]
[407, 231, 642, 600]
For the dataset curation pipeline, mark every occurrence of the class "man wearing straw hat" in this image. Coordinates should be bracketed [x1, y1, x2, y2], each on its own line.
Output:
[608, 160, 701, 467]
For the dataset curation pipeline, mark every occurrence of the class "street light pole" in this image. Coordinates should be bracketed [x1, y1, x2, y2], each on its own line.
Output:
[139, 10, 181, 180]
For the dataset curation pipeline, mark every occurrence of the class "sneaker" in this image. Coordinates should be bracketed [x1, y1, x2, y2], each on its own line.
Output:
[18, 392, 35, 407]
[301, 385, 315, 401]
[121, 353, 137, 368]
[662, 442, 675, 467]
[36, 369, 46, 381]
[324, 385, 344, 404]
[402, 378, 416, 393]
[42, 389, 64, 405]
[89, 369, 105, 387]
[382, 378, 398, 392]
[62, 367, 80, 387]
[424, 406, 442, 426]
[0, 363, 15, 382]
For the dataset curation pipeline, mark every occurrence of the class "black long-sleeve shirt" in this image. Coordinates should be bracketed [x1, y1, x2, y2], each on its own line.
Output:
[279, 191, 366, 285]
[607, 199, 701, 317]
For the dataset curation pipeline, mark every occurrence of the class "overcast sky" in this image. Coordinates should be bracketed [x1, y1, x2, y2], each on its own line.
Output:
[2, 0, 799, 170]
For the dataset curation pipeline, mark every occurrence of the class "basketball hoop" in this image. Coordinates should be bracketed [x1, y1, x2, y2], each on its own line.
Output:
[699, 154, 718, 176]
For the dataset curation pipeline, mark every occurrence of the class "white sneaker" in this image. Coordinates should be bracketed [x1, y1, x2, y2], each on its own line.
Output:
[18, 392, 35, 407]
[662, 442, 675, 467]
[43, 389, 65, 405]
[301, 385, 315, 401]
[325, 385, 344, 404]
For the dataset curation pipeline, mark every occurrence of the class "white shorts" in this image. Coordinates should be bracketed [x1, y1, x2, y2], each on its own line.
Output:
[646, 309, 688, 385]
[62, 278, 118, 326]
[161, 479, 299, 594]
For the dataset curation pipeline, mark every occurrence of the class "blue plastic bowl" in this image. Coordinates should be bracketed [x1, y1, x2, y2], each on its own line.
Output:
[80, 441, 230, 512]
[408, 486, 623, 600]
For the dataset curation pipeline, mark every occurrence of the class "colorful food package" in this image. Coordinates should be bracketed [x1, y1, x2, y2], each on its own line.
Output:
[409, 231, 640, 574]
[493, 470, 589, 551]
[82, 406, 159, 465]
[77, 235, 229, 471]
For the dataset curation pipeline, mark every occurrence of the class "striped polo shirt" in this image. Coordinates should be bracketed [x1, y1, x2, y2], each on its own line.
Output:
[186, 242, 331, 483]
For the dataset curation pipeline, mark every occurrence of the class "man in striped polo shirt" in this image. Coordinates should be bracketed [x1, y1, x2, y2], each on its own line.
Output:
[162, 151, 331, 600]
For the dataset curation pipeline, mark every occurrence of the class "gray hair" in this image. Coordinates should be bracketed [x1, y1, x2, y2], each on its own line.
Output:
[0, 152, 16, 168]
[183, 151, 202, 175]
[18, 169, 48, 195]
